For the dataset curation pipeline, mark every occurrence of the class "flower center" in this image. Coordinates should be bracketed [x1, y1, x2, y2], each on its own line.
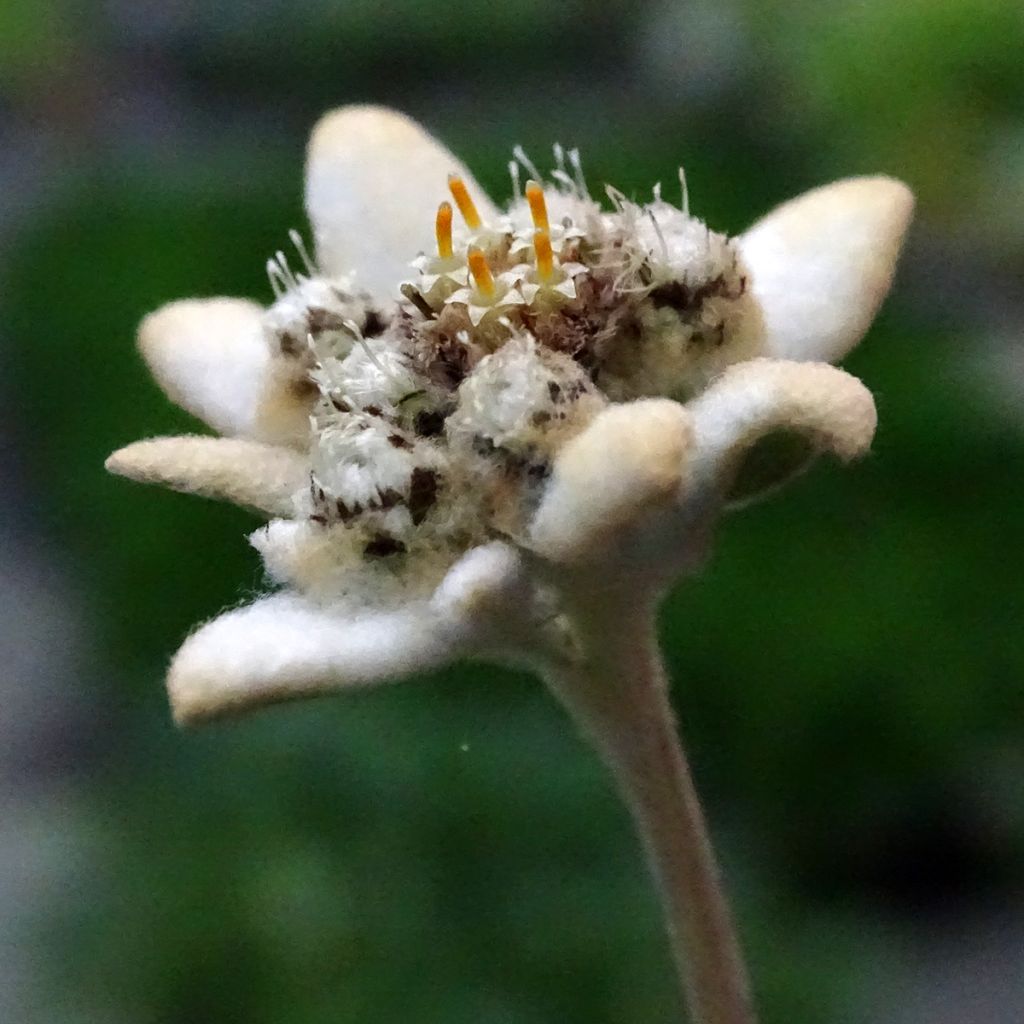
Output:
[257, 148, 760, 598]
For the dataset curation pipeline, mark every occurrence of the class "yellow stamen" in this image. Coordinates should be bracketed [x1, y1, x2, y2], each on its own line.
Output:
[435, 201, 454, 259]
[467, 247, 495, 297]
[448, 174, 482, 230]
[525, 180, 549, 233]
[534, 229, 554, 281]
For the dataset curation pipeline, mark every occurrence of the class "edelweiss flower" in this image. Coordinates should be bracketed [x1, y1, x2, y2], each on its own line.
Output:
[106, 105, 912, 1024]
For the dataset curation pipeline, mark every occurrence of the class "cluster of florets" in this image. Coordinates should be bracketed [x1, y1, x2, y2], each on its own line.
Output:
[253, 150, 760, 602]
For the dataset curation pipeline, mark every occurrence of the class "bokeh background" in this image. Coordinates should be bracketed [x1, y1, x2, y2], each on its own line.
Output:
[3, 1, 1024, 1021]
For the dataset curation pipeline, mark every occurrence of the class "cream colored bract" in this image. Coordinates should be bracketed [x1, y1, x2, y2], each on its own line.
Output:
[106, 105, 911, 728]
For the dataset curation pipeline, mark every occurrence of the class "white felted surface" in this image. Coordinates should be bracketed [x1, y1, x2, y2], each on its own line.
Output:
[530, 400, 692, 563]
[687, 358, 877, 497]
[105, 436, 309, 516]
[739, 176, 913, 362]
[168, 592, 463, 725]
[137, 298, 272, 438]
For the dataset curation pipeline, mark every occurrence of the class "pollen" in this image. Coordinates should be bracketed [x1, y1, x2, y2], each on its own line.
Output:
[467, 246, 496, 297]
[534, 229, 554, 281]
[435, 201, 454, 259]
[448, 174, 482, 230]
[525, 180, 549, 233]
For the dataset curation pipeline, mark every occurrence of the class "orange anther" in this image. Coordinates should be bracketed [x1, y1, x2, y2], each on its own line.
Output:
[525, 180, 549, 233]
[448, 174, 482, 230]
[467, 247, 495, 297]
[534, 229, 554, 281]
[435, 201, 454, 259]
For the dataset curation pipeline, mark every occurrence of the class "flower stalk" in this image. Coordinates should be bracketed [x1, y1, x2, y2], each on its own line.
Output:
[543, 590, 755, 1024]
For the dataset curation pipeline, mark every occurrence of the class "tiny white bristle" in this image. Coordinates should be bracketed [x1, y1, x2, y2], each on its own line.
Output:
[551, 169, 577, 193]
[679, 166, 690, 216]
[568, 148, 589, 198]
[275, 250, 299, 290]
[508, 160, 521, 199]
[605, 184, 627, 211]
[266, 258, 287, 298]
[346, 318, 392, 377]
[289, 228, 317, 276]
[513, 145, 542, 184]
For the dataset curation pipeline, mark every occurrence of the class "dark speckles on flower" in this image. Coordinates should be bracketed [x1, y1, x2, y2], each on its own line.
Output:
[407, 467, 440, 525]
[363, 534, 407, 558]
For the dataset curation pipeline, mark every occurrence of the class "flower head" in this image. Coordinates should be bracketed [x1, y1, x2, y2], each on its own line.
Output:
[106, 105, 912, 725]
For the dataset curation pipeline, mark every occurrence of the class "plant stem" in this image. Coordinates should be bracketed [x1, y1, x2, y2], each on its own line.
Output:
[542, 591, 756, 1024]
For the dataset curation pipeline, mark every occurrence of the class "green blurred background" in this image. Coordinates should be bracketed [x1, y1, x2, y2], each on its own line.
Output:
[2, 1, 1023, 1021]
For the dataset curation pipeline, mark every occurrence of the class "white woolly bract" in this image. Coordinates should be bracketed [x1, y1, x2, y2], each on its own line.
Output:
[166, 589, 469, 725]
[138, 298, 272, 440]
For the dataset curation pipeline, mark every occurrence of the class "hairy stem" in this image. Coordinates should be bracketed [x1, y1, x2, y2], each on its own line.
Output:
[542, 591, 756, 1024]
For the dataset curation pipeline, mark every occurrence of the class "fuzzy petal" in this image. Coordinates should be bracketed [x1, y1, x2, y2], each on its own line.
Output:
[105, 436, 308, 516]
[138, 298, 310, 446]
[687, 358, 877, 505]
[739, 177, 914, 362]
[305, 105, 497, 299]
[168, 592, 467, 726]
[530, 400, 692, 563]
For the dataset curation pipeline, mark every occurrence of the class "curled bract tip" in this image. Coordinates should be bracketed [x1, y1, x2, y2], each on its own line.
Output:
[529, 399, 693, 565]
[687, 358, 878, 506]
